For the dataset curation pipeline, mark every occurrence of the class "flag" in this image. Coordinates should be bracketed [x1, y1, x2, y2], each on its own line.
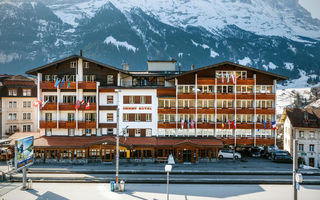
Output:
[232, 120, 236, 129]
[191, 120, 195, 129]
[60, 77, 65, 87]
[272, 121, 277, 130]
[85, 101, 90, 110]
[75, 100, 80, 110]
[228, 120, 231, 129]
[181, 119, 184, 129]
[269, 120, 272, 129]
[187, 119, 190, 129]
[54, 78, 61, 88]
[263, 120, 266, 130]
[227, 74, 230, 83]
[81, 100, 85, 105]
[222, 74, 224, 83]
[41, 100, 49, 108]
[222, 122, 225, 129]
[67, 78, 70, 88]
[231, 74, 235, 84]
[33, 100, 42, 107]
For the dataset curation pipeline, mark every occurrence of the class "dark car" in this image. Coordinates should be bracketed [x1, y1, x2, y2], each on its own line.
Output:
[272, 150, 292, 163]
[250, 147, 261, 158]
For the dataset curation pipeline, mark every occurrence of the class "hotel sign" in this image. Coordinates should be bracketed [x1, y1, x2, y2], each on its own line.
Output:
[123, 106, 152, 110]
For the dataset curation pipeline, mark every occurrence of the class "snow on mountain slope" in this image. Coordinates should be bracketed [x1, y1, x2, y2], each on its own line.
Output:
[44, 0, 320, 41]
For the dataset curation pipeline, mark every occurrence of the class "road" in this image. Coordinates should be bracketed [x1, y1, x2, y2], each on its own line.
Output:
[1, 183, 320, 200]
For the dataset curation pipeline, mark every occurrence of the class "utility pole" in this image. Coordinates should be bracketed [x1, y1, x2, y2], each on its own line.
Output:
[293, 139, 298, 200]
[116, 107, 119, 189]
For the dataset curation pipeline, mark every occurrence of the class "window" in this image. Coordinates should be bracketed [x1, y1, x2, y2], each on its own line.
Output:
[309, 132, 315, 139]
[68, 129, 75, 136]
[44, 96, 57, 103]
[23, 125, 31, 132]
[135, 114, 141, 122]
[84, 96, 96, 103]
[85, 113, 96, 121]
[68, 113, 75, 121]
[123, 114, 129, 122]
[129, 96, 134, 104]
[84, 62, 89, 68]
[309, 144, 314, 152]
[23, 101, 31, 108]
[70, 61, 77, 68]
[146, 129, 152, 137]
[140, 96, 146, 104]
[107, 96, 114, 104]
[107, 129, 113, 135]
[84, 75, 96, 82]
[23, 113, 31, 120]
[63, 96, 76, 103]
[146, 114, 152, 122]
[8, 125, 17, 133]
[135, 129, 141, 137]
[23, 89, 31, 96]
[8, 113, 17, 121]
[299, 131, 304, 139]
[298, 144, 304, 151]
[217, 86, 234, 93]
[45, 75, 52, 81]
[45, 113, 52, 121]
[8, 89, 17, 96]
[9, 101, 17, 108]
[45, 128, 52, 136]
[107, 113, 114, 122]
[85, 129, 92, 135]
[107, 75, 114, 85]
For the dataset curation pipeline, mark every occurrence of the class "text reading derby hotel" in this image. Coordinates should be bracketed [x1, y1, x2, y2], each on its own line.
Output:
[24, 52, 287, 163]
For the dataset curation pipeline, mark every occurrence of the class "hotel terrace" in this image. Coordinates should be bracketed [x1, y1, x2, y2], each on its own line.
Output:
[7, 54, 287, 163]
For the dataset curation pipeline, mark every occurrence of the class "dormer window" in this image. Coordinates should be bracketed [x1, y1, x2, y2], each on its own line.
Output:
[70, 61, 77, 68]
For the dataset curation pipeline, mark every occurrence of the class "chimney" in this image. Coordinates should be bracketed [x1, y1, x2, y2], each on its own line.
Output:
[123, 63, 129, 71]
[191, 64, 195, 70]
[79, 49, 82, 56]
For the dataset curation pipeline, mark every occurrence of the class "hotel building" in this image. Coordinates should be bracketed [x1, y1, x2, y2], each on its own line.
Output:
[19, 53, 287, 163]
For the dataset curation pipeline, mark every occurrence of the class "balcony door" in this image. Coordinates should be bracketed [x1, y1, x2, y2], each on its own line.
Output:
[45, 113, 52, 121]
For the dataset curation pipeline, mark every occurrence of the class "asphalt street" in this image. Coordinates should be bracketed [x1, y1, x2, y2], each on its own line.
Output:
[1, 183, 320, 200]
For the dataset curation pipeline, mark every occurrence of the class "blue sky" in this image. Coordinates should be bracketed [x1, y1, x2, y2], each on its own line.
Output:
[299, 0, 320, 20]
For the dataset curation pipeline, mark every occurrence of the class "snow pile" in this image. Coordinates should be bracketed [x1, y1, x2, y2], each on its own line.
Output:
[103, 36, 137, 52]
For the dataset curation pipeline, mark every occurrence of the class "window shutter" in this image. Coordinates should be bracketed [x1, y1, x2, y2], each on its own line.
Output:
[146, 96, 152, 104]
[134, 96, 140, 104]
[129, 129, 135, 137]
[141, 129, 146, 137]
[141, 114, 146, 122]
[123, 96, 129, 104]
[129, 114, 135, 122]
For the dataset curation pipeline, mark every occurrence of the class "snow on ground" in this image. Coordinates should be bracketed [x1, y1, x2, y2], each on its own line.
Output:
[103, 36, 137, 52]
[191, 40, 209, 49]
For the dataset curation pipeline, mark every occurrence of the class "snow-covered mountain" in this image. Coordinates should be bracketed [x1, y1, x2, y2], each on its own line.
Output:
[1, 0, 320, 88]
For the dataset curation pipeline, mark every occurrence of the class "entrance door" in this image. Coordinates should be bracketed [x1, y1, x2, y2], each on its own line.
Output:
[309, 157, 315, 167]
[102, 149, 113, 162]
[183, 150, 192, 162]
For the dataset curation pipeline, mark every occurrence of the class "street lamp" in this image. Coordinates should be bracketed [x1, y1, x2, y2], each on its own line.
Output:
[165, 164, 172, 200]
[115, 89, 121, 190]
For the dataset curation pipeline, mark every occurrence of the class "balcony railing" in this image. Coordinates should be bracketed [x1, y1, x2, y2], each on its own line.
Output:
[59, 121, 76, 129]
[78, 81, 96, 89]
[40, 120, 57, 128]
[40, 81, 76, 89]
[41, 103, 57, 110]
[78, 120, 96, 129]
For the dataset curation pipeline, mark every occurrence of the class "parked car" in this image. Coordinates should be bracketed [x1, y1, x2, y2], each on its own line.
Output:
[218, 150, 242, 160]
[271, 150, 292, 163]
[250, 146, 262, 158]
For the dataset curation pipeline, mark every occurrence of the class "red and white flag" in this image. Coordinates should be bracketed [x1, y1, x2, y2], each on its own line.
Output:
[33, 100, 42, 107]
[191, 120, 195, 129]
[85, 101, 90, 110]
[231, 74, 235, 84]
[228, 120, 231, 129]
[181, 119, 184, 129]
[41, 100, 49, 108]
[232, 120, 236, 129]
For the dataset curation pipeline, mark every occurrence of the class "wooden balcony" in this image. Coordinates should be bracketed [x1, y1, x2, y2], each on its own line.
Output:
[236, 78, 254, 85]
[59, 121, 76, 129]
[217, 108, 235, 114]
[99, 123, 117, 128]
[236, 108, 254, 114]
[41, 103, 57, 110]
[177, 108, 196, 114]
[40, 120, 57, 128]
[221, 137, 274, 146]
[78, 81, 96, 89]
[256, 123, 273, 129]
[177, 94, 196, 99]
[197, 108, 215, 114]
[40, 81, 76, 89]
[78, 121, 96, 129]
[197, 123, 215, 129]
[216, 93, 235, 99]
[236, 93, 254, 99]
[256, 108, 275, 115]
[197, 93, 215, 99]
[256, 93, 275, 100]
[158, 108, 176, 114]
[59, 103, 76, 110]
[79, 103, 96, 110]
[158, 122, 176, 129]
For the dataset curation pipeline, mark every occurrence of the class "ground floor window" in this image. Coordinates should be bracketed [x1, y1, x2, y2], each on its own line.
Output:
[75, 149, 85, 159]
[45, 128, 52, 136]
[23, 125, 31, 132]
[107, 128, 113, 135]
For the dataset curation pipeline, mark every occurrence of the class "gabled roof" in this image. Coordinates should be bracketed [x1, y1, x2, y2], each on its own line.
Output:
[166, 61, 288, 80]
[283, 108, 320, 128]
[5, 75, 33, 81]
[26, 55, 127, 75]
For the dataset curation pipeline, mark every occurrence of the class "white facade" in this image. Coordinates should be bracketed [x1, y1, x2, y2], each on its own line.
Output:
[283, 117, 320, 168]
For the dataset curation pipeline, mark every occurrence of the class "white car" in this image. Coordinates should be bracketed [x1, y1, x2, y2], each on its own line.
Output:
[218, 150, 241, 159]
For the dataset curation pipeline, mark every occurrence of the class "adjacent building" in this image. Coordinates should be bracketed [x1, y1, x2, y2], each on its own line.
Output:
[18, 53, 287, 163]
[281, 108, 320, 168]
[0, 75, 37, 138]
